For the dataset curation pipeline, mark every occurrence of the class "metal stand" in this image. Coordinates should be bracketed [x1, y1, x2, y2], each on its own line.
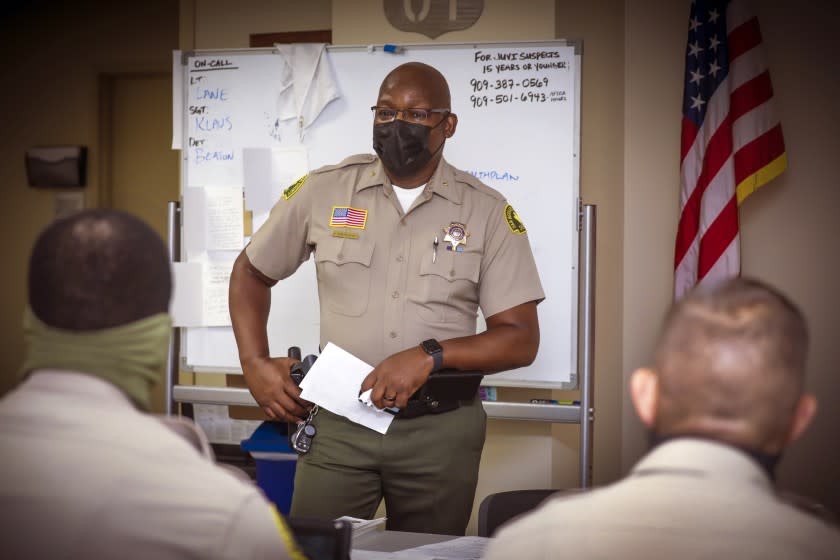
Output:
[165, 200, 192, 417]
[579, 204, 596, 488]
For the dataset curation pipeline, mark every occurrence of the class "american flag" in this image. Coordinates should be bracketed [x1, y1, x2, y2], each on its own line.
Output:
[330, 206, 368, 228]
[674, 0, 787, 299]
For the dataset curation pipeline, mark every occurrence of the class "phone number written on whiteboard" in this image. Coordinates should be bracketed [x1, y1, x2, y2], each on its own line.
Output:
[469, 49, 569, 109]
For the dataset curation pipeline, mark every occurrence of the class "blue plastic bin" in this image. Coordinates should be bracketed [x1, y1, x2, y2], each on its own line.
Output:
[241, 421, 298, 514]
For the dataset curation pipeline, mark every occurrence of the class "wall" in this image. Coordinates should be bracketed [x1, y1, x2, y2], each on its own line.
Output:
[554, 0, 625, 489]
[735, 0, 840, 509]
[622, 0, 840, 513]
[0, 0, 179, 395]
[332, 0, 554, 43]
[192, 0, 332, 48]
[622, 0, 686, 481]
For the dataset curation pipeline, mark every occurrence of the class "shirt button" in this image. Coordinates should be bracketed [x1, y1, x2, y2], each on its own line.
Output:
[337, 253, 344, 260]
[389, 331, 397, 338]
[391, 291, 399, 298]
[396, 255, 404, 262]
[449, 270, 455, 277]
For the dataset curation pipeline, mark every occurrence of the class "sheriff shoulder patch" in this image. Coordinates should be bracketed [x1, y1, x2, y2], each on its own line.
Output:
[504, 204, 527, 234]
[282, 174, 309, 200]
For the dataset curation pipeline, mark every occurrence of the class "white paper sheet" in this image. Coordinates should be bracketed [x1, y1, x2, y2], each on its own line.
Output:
[242, 149, 272, 215]
[182, 187, 204, 258]
[393, 536, 490, 559]
[202, 260, 234, 326]
[182, 186, 244, 256]
[351, 552, 400, 560]
[352, 536, 490, 560]
[336, 516, 387, 539]
[171, 262, 203, 326]
[299, 343, 395, 434]
[271, 146, 309, 200]
[205, 185, 244, 250]
[242, 147, 309, 216]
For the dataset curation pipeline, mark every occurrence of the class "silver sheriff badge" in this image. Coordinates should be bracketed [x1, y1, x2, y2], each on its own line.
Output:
[443, 222, 470, 252]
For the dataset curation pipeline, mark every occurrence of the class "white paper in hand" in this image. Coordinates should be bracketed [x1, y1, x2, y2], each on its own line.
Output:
[299, 342, 395, 434]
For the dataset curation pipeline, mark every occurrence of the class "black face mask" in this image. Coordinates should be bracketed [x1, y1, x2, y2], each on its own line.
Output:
[373, 116, 447, 178]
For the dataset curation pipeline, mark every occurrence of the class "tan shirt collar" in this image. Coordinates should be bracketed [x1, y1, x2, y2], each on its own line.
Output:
[356, 157, 464, 205]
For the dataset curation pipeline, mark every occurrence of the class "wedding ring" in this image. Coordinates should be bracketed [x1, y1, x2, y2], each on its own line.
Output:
[383, 394, 397, 401]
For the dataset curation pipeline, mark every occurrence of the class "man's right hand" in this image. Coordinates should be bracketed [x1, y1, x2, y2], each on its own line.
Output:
[230, 251, 312, 422]
[241, 356, 312, 422]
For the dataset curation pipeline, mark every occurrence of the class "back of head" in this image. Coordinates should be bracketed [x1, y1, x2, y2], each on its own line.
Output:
[22, 210, 173, 411]
[653, 277, 809, 451]
[28, 209, 171, 329]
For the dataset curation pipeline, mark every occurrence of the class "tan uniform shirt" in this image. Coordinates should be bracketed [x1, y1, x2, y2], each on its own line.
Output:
[247, 154, 544, 366]
[483, 439, 840, 560]
[0, 371, 296, 560]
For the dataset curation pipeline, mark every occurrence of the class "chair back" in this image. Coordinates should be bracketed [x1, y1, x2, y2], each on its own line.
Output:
[778, 490, 840, 528]
[477, 489, 564, 537]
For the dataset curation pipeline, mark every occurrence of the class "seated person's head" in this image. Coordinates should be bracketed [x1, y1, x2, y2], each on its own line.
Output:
[23, 209, 172, 410]
[29, 209, 171, 329]
[631, 277, 816, 457]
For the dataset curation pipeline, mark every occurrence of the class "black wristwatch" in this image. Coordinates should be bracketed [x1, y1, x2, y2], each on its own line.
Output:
[420, 339, 444, 372]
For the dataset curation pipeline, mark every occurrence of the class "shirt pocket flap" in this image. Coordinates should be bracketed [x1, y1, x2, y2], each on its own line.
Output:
[419, 252, 481, 283]
[315, 236, 375, 267]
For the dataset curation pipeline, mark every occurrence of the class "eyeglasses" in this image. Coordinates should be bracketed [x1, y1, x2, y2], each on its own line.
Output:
[371, 106, 450, 124]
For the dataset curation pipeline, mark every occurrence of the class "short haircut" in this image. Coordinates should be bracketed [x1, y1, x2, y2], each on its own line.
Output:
[653, 277, 809, 448]
[378, 62, 452, 109]
[28, 209, 171, 331]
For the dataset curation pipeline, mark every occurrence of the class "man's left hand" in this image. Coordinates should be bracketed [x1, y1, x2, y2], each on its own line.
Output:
[359, 346, 433, 410]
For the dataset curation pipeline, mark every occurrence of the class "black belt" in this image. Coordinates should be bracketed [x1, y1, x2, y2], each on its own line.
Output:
[395, 370, 484, 419]
[395, 397, 463, 419]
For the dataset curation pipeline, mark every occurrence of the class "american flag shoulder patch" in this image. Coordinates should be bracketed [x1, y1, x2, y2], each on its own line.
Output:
[329, 206, 368, 229]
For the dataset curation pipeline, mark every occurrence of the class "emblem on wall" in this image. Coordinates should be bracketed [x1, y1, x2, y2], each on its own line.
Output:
[384, 0, 484, 39]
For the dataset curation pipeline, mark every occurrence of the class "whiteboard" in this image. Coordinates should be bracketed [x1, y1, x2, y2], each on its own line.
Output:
[178, 41, 581, 389]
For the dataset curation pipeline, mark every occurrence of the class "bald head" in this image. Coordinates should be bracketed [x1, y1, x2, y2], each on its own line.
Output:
[28, 209, 171, 331]
[650, 277, 809, 451]
[373, 62, 457, 186]
[378, 62, 452, 109]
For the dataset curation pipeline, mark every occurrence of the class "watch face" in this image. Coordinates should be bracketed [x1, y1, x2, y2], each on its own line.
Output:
[422, 339, 442, 354]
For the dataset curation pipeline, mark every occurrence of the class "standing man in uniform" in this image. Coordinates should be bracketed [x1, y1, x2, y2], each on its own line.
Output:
[229, 62, 544, 535]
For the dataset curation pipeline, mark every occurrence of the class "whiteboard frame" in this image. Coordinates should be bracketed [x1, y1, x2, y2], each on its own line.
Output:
[177, 40, 583, 391]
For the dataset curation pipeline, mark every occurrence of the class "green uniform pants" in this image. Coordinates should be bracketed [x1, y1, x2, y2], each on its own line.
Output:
[289, 398, 487, 535]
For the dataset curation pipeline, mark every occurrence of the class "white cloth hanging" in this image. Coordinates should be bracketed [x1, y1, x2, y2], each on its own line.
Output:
[274, 43, 340, 139]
